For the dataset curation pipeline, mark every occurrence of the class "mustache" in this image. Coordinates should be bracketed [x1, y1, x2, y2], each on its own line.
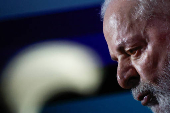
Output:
[132, 69, 170, 100]
[132, 82, 155, 100]
[132, 79, 170, 102]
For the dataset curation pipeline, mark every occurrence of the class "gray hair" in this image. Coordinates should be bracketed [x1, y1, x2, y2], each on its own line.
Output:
[101, 0, 170, 21]
[101, 0, 111, 21]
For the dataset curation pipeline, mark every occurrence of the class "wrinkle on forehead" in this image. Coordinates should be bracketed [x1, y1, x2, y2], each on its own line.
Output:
[103, 0, 147, 57]
[106, 12, 146, 49]
[104, 0, 137, 38]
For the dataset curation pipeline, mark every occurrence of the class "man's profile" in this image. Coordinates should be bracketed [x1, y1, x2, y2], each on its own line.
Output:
[101, 0, 170, 112]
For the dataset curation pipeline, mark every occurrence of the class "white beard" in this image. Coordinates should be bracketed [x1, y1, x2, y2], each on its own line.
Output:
[132, 80, 170, 113]
[150, 94, 170, 113]
[132, 51, 170, 113]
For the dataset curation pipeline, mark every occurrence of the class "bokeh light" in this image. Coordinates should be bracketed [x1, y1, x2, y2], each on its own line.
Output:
[1, 41, 103, 113]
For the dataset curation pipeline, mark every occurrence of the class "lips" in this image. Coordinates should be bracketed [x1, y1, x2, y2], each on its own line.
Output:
[137, 91, 156, 106]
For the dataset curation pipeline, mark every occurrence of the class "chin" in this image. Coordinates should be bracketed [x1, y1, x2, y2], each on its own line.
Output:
[150, 105, 160, 113]
[149, 90, 170, 113]
[150, 103, 170, 113]
[132, 77, 170, 113]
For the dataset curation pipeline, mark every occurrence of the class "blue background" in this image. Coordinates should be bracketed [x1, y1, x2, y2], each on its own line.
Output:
[0, 0, 151, 113]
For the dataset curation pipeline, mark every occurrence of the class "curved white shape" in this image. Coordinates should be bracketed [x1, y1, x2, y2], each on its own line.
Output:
[1, 41, 103, 113]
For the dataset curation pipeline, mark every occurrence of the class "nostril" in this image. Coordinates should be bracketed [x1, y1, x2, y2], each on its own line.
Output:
[127, 76, 140, 88]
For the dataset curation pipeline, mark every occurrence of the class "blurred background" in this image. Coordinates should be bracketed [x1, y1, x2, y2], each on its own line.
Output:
[0, 0, 151, 113]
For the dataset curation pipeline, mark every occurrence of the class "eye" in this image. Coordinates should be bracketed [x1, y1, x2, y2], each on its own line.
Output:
[126, 47, 141, 57]
[127, 48, 137, 55]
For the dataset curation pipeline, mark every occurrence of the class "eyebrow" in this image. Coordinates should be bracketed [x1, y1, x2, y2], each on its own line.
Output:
[116, 34, 144, 50]
[115, 43, 126, 55]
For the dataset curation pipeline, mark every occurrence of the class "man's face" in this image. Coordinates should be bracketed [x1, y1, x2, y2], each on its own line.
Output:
[103, 0, 170, 112]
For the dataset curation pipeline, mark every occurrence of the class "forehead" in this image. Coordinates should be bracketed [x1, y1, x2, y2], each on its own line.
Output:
[103, 0, 137, 21]
[103, 0, 146, 56]
[103, 0, 139, 38]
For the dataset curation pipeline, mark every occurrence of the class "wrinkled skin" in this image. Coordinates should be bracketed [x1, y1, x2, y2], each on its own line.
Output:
[103, 0, 170, 112]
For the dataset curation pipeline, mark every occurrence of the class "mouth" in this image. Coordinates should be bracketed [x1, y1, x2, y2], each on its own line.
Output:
[137, 91, 158, 106]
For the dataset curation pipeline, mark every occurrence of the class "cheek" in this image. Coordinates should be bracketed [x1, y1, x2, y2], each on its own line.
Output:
[134, 48, 160, 84]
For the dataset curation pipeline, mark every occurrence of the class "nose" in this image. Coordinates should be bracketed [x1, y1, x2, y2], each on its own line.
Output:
[117, 59, 140, 89]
